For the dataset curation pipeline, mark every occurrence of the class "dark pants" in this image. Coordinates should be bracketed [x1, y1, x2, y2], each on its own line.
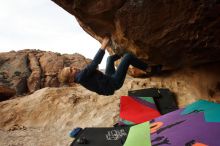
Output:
[105, 53, 148, 89]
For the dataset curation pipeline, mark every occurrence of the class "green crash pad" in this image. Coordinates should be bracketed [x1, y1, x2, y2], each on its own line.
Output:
[123, 122, 151, 146]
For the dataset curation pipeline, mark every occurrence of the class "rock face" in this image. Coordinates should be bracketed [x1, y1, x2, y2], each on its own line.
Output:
[0, 51, 31, 96]
[0, 86, 121, 146]
[52, 0, 220, 68]
[0, 50, 90, 99]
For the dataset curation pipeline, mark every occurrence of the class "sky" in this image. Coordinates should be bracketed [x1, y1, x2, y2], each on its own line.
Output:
[0, 0, 108, 68]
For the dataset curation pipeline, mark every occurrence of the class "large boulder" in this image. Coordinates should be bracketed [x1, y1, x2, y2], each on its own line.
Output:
[52, 0, 220, 68]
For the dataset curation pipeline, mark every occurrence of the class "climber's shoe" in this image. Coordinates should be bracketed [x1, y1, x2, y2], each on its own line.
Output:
[150, 64, 163, 75]
[145, 64, 163, 77]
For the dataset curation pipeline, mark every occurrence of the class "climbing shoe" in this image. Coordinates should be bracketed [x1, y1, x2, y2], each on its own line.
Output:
[145, 65, 163, 77]
[150, 64, 163, 75]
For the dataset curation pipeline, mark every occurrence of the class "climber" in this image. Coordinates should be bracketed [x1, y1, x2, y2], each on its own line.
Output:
[58, 36, 162, 95]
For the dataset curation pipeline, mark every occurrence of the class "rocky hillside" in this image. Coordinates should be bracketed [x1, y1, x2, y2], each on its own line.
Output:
[0, 50, 91, 101]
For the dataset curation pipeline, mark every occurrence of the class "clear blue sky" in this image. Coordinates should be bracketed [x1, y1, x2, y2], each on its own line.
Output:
[0, 0, 108, 68]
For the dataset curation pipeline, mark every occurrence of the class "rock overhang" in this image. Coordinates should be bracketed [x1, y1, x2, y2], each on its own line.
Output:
[51, 0, 220, 68]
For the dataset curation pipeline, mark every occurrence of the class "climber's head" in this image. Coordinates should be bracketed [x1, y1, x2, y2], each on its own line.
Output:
[58, 67, 80, 84]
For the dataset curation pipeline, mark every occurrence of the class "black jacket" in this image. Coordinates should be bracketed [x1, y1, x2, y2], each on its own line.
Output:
[74, 49, 116, 95]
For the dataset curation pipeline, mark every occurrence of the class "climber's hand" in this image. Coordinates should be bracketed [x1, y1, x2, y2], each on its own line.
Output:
[101, 37, 110, 50]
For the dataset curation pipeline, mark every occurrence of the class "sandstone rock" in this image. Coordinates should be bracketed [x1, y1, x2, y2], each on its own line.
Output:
[0, 86, 120, 146]
[63, 53, 90, 69]
[52, 0, 220, 68]
[27, 53, 41, 93]
[0, 85, 16, 101]
[0, 52, 30, 95]
[39, 52, 64, 87]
